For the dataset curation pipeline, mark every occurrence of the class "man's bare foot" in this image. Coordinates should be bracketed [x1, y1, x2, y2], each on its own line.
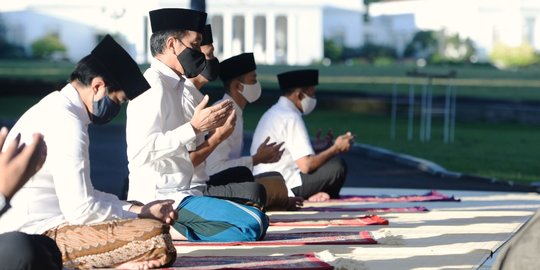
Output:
[115, 258, 162, 269]
[170, 227, 188, 241]
[308, 192, 330, 202]
[286, 196, 304, 211]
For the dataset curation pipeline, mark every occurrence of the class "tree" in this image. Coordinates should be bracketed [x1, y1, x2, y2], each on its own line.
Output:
[403, 30, 438, 59]
[490, 42, 538, 69]
[30, 33, 66, 59]
[404, 30, 476, 64]
[324, 39, 343, 63]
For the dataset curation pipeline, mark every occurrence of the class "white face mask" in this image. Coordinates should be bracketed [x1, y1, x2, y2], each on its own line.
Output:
[300, 93, 317, 115]
[239, 81, 262, 103]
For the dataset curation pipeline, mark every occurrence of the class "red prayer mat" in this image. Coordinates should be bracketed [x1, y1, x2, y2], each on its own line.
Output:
[270, 214, 388, 227]
[167, 253, 333, 270]
[333, 190, 460, 202]
[173, 231, 377, 246]
[300, 206, 429, 212]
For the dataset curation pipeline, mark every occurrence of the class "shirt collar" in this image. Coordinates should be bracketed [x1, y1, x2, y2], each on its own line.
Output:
[278, 96, 301, 115]
[150, 58, 185, 90]
[61, 83, 91, 125]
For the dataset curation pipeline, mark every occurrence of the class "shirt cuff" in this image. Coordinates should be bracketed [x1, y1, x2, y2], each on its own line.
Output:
[173, 122, 197, 146]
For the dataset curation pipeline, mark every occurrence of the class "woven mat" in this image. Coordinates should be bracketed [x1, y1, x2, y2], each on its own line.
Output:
[333, 190, 460, 202]
[169, 252, 333, 270]
[300, 206, 429, 212]
[270, 214, 388, 227]
[174, 231, 377, 246]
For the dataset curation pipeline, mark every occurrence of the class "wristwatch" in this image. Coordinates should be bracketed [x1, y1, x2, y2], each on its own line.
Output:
[0, 194, 11, 217]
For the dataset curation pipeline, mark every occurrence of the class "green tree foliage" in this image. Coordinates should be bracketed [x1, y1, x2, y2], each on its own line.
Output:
[404, 30, 476, 64]
[490, 42, 538, 69]
[30, 33, 66, 59]
[403, 30, 438, 59]
[324, 39, 343, 63]
[358, 43, 396, 64]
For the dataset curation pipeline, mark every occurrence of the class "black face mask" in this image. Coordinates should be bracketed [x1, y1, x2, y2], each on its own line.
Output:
[91, 95, 120, 125]
[177, 46, 207, 78]
[200, 57, 220, 81]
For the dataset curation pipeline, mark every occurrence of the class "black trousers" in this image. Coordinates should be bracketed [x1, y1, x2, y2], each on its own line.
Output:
[0, 231, 62, 270]
[292, 156, 347, 199]
[199, 166, 267, 206]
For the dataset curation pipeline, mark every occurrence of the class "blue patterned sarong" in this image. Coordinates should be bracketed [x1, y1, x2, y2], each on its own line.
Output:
[173, 196, 269, 242]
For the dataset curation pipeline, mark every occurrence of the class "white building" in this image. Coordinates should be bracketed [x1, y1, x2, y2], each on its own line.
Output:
[369, 0, 540, 61]
[1, 0, 540, 64]
[0, 0, 364, 65]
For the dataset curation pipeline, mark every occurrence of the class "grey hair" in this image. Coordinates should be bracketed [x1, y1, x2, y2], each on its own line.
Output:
[149, 30, 187, 56]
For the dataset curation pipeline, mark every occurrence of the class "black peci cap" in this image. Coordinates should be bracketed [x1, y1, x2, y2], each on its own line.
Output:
[219, 53, 256, 82]
[149, 8, 207, 33]
[89, 35, 150, 100]
[277, 69, 319, 90]
[201, 24, 213, 46]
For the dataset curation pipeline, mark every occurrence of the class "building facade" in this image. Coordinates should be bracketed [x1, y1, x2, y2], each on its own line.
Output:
[2, 0, 540, 64]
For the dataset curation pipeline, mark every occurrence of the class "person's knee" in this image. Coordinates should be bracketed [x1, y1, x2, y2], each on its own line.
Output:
[243, 182, 267, 206]
[327, 156, 347, 177]
[235, 208, 269, 241]
[232, 166, 255, 182]
[0, 232, 36, 268]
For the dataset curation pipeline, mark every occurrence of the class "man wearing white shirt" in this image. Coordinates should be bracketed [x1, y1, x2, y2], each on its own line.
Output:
[0, 35, 177, 269]
[181, 32, 267, 206]
[250, 69, 354, 202]
[126, 8, 268, 242]
[205, 53, 305, 210]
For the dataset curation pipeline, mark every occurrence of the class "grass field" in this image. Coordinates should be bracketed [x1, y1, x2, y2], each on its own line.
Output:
[2, 60, 540, 101]
[1, 60, 539, 183]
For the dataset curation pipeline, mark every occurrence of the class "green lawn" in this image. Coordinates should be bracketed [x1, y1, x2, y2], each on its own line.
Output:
[1, 60, 539, 184]
[3, 60, 540, 101]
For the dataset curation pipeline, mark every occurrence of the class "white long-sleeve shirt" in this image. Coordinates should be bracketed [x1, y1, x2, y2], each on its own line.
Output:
[0, 84, 136, 234]
[126, 59, 202, 208]
[250, 96, 314, 196]
[205, 94, 253, 176]
[182, 78, 209, 187]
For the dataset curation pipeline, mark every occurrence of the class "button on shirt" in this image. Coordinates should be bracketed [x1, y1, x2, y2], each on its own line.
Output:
[206, 94, 252, 176]
[0, 84, 136, 234]
[126, 59, 201, 208]
[250, 96, 314, 196]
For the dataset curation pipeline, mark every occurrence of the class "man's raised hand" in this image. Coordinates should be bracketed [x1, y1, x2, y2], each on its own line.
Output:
[190, 95, 233, 134]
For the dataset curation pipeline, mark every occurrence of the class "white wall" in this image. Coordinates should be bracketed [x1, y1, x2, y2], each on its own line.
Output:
[370, 0, 540, 61]
[323, 7, 364, 48]
[2, 10, 97, 61]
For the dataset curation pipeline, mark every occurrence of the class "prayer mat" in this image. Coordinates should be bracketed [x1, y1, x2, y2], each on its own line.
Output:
[174, 231, 376, 246]
[300, 206, 429, 212]
[333, 190, 460, 202]
[270, 214, 388, 227]
[170, 252, 333, 270]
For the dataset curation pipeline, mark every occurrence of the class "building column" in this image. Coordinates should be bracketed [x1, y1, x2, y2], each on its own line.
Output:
[265, 13, 275, 65]
[244, 13, 254, 54]
[286, 13, 296, 65]
[223, 12, 233, 59]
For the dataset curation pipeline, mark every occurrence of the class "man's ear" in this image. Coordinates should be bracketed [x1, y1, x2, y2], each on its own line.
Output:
[165, 36, 177, 53]
[230, 79, 241, 92]
[295, 88, 304, 100]
[90, 77, 106, 95]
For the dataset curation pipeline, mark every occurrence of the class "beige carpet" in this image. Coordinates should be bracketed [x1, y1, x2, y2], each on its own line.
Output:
[173, 187, 540, 270]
